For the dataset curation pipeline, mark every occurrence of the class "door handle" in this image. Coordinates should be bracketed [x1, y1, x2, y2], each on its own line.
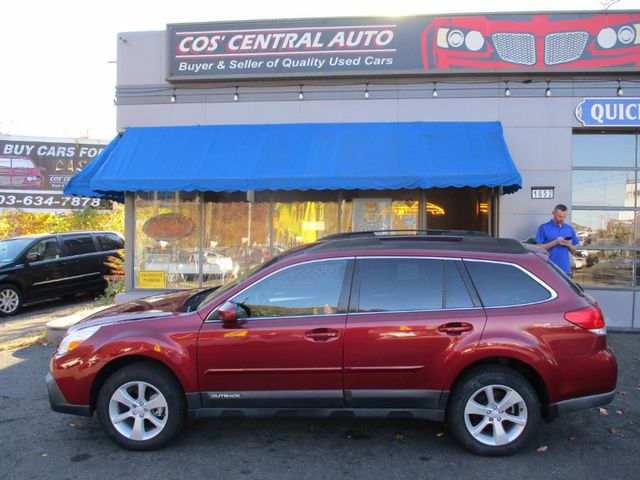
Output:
[304, 328, 339, 342]
[438, 322, 473, 336]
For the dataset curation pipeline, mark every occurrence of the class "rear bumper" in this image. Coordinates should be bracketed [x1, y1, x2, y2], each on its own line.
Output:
[546, 389, 616, 420]
[46, 372, 92, 417]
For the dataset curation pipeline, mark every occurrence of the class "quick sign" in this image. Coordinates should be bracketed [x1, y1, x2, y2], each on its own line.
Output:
[576, 98, 640, 127]
[167, 12, 640, 81]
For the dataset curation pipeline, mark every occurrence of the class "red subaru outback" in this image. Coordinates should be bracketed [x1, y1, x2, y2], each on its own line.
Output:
[47, 232, 617, 455]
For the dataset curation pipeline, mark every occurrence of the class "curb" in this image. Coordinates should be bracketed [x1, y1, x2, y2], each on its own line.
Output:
[45, 306, 110, 345]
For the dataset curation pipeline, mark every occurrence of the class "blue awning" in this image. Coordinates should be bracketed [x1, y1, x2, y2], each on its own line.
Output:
[65, 122, 521, 200]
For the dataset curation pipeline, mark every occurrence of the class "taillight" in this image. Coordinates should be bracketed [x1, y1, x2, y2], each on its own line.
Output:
[564, 305, 606, 334]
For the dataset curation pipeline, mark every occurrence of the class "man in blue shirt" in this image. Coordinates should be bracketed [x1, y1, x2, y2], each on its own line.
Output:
[535, 204, 579, 275]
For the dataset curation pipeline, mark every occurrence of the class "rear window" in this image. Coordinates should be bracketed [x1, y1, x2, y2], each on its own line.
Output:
[96, 233, 123, 251]
[464, 260, 553, 307]
[62, 235, 95, 256]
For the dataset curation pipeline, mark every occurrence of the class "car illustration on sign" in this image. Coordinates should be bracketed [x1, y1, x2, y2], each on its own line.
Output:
[0, 156, 45, 188]
[421, 13, 640, 71]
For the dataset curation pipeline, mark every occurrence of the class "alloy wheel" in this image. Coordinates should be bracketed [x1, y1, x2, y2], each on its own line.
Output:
[463, 384, 528, 446]
[0, 288, 20, 314]
[108, 381, 169, 441]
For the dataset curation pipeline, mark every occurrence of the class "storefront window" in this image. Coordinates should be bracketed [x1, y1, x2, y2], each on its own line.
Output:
[134, 191, 201, 289]
[203, 192, 271, 286]
[273, 191, 339, 249]
[341, 190, 421, 233]
[426, 188, 490, 232]
[572, 249, 634, 287]
[132, 187, 492, 290]
[572, 132, 639, 287]
[572, 170, 635, 207]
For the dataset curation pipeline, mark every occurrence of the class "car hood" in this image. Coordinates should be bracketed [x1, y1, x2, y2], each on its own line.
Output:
[72, 288, 210, 330]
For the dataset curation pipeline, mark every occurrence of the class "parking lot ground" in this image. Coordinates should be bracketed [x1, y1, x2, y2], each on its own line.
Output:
[0, 294, 104, 350]
[0, 332, 639, 480]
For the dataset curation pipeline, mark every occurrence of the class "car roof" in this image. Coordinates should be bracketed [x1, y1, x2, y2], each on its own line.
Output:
[302, 231, 527, 255]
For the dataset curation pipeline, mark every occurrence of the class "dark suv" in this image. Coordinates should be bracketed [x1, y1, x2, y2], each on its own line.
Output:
[46, 232, 616, 455]
[0, 231, 123, 315]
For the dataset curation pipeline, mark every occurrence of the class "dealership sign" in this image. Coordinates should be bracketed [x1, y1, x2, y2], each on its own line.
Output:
[0, 137, 109, 212]
[576, 98, 640, 126]
[167, 12, 640, 81]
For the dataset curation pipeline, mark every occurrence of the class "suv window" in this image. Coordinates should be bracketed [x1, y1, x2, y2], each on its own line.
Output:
[96, 233, 123, 251]
[464, 260, 552, 307]
[27, 238, 61, 261]
[62, 235, 95, 256]
[355, 257, 473, 312]
[445, 260, 475, 309]
[231, 259, 348, 318]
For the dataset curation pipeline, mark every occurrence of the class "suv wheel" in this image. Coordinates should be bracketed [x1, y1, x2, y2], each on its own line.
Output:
[0, 284, 23, 316]
[96, 362, 185, 450]
[447, 366, 541, 456]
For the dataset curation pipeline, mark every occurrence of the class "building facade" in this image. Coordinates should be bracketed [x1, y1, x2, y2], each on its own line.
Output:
[68, 11, 640, 328]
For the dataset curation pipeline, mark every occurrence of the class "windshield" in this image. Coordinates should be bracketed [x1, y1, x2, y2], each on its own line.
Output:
[195, 256, 280, 309]
[0, 238, 32, 262]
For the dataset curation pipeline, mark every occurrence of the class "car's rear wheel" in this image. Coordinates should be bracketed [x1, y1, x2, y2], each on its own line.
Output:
[96, 362, 185, 450]
[0, 284, 23, 316]
[447, 366, 541, 456]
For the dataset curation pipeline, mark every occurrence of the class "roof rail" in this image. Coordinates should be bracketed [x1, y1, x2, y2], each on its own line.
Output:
[305, 230, 526, 254]
[320, 230, 490, 241]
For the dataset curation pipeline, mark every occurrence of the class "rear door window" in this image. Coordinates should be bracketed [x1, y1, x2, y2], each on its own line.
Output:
[96, 233, 124, 251]
[355, 257, 447, 312]
[464, 260, 553, 307]
[62, 235, 95, 256]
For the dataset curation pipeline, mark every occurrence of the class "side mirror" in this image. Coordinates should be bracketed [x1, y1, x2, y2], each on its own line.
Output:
[25, 252, 41, 263]
[216, 301, 238, 323]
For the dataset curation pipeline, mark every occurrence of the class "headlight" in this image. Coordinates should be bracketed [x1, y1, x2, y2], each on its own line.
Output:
[57, 326, 100, 355]
[437, 28, 485, 52]
[618, 25, 635, 44]
[597, 24, 638, 49]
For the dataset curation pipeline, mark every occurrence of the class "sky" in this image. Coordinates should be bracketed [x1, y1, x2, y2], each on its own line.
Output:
[0, 0, 636, 141]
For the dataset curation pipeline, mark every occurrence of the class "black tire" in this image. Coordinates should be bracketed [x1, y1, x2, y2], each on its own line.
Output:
[0, 284, 23, 316]
[447, 366, 541, 456]
[96, 362, 186, 451]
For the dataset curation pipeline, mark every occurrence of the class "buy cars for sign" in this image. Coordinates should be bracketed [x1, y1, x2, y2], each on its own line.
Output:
[47, 232, 617, 455]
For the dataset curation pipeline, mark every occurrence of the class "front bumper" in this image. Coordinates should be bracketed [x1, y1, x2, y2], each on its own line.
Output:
[46, 372, 92, 417]
[546, 389, 616, 420]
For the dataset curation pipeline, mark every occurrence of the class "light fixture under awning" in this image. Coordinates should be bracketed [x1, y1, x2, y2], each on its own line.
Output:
[64, 121, 522, 200]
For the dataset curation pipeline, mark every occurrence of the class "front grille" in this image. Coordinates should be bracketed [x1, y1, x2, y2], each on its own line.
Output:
[0, 177, 10, 186]
[491, 33, 536, 65]
[545, 31, 588, 65]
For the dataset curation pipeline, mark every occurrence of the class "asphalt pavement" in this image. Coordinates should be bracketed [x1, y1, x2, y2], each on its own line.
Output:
[0, 331, 639, 480]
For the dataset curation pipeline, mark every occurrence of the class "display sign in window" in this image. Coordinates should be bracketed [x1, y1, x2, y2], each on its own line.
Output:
[138, 271, 167, 289]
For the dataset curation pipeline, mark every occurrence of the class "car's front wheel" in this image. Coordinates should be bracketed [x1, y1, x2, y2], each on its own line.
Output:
[0, 284, 23, 316]
[96, 362, 185, 450]
[447, 366, 541, 456]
